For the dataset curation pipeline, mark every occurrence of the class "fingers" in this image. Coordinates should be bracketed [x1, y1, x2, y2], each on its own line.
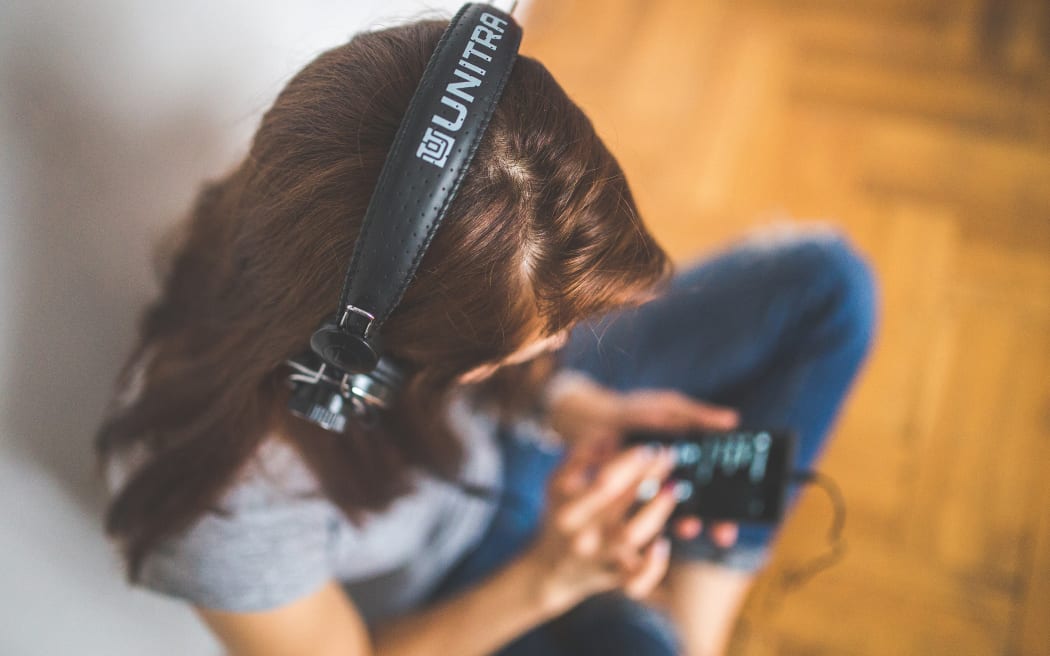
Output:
[595, 448, 676, 531]
[684, 399, 739, 430]
[553, 445, 664, 532]
[606, 482, 676, 573]
[544, 445, 692, 604]
[672, 517, 702, 540]
[623, 390, 739, 432]
[623, 537, 671, 599]
[548, 442, 603, 501]
[619, 480, 676, 551]
[670, 517, 738, 545]
[710, 522, 739, 547]
[596, 451, 676, 573]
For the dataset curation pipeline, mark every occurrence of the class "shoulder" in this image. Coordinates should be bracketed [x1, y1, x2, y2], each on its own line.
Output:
[102, 351, 341, 613]
[122, 435, 340, 612]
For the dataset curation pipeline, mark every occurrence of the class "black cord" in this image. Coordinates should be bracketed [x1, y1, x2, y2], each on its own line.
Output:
[782, 470, 847, 588]
[753, 469, 847, 619]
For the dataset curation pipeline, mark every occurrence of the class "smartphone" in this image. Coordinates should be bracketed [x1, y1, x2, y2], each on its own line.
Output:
[626, 429, 797, 523]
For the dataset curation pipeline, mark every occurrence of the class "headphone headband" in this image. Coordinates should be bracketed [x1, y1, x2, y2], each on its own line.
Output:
[311, 3, 522, 373]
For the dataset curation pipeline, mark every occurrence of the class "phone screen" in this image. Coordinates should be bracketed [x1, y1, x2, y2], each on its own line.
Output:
[626, 429, 797, 523]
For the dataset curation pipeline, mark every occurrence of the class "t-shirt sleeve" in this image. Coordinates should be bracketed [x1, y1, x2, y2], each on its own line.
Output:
[102, 348, 339, 612]
[136, 492, 337, 613]
[106, 440, 339, 613]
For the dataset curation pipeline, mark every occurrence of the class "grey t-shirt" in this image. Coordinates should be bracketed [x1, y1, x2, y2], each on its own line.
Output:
[103, 351, 504, 623]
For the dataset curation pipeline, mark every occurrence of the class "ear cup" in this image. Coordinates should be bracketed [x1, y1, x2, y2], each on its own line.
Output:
[371, 355, 406, 389]
[284, 350, 404, 432]
[310, 320, 381, 373]
[346, 355, 404, 410]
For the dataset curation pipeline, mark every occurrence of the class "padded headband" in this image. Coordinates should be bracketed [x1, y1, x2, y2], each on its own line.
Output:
[311, 2, 522, 374]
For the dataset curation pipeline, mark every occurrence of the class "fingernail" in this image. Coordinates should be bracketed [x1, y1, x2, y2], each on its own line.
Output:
[662, 447, 678, 466]
[655, 538, 671, 557]
[638, 443, 659, 460]
[637, 477, 660, 501]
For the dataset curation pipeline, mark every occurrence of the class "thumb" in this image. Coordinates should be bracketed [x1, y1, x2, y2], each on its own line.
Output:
[625, 390, 739, 431]
[682, 397, 739, 430]
[548, 442, 604, 501]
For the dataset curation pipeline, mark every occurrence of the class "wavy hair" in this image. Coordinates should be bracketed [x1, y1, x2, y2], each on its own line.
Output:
[95, 18, 672, 580]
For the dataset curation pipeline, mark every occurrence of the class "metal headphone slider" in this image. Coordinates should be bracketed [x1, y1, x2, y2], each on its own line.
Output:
[339, 304, 376, 336]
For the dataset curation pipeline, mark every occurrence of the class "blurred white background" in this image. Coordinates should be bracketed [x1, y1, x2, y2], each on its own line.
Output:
[0, 1, 483, 653]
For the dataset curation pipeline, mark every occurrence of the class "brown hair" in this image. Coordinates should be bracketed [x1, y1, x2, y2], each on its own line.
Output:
[95, 18, 671, 580]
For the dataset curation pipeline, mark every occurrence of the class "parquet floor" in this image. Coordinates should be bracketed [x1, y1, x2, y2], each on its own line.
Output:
[521, 1, 1050, 653]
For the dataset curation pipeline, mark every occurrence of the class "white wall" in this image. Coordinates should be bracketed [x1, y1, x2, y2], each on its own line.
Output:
[0, 2, 507, 653]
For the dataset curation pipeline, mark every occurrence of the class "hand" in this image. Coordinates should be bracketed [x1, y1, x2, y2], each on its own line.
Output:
[546, 375, 742, 547]
[522, 443, 680, 614]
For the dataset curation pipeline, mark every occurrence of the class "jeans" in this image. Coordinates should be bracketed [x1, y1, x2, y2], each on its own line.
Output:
[429, 227, 878, 655]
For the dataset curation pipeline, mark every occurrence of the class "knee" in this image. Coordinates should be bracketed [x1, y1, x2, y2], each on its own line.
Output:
[760, 226, 879, 359]
[801, 231, 878, 358]
[563, 592, 681, 656]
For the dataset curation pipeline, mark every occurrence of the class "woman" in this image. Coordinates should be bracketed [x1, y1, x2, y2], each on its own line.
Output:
[96, 13, 876, 656]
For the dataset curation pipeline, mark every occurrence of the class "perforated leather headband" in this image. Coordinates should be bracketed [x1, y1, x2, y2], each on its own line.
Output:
[310, 3, 522, 374]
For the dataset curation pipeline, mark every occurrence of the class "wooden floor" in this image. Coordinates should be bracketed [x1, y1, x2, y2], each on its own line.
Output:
[521, 1, 1050, 653]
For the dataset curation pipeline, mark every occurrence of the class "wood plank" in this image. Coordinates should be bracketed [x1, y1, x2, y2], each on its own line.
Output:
[522, 1, 1050, 652]
[1014, 441, 1050, 655]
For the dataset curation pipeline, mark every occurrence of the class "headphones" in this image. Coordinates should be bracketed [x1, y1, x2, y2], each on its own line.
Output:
[285, 3, 522, 432]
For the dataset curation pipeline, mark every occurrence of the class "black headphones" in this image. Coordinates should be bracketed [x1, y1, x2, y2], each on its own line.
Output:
[285, 3, 522, 432]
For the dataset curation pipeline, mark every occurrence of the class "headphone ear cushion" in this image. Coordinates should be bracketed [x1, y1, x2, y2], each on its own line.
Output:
[371, 356, 406, 388]
[310, 321, 381, 374]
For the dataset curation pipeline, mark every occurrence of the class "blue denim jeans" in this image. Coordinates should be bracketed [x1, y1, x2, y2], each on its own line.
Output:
[429, 228, 878, 655]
